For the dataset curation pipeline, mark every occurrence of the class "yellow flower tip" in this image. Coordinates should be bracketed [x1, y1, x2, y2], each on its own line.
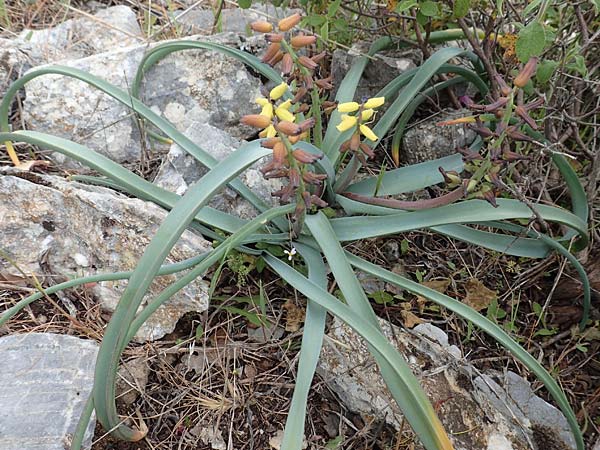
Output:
[255, 97, 270, 106]
[259, 124, 277, 139]
[437, 116, 476, 126]
[359, 124, 378, 141]
[260, 103, 274, 120]
[336, 115, 357, 133]
[275, 107, 295, 122]
[360, 109, 374, 121]
[270, 82, 288, 100]
[363, 96, 385, 109]
[278, 99, 292, 110]
[337, 101, 359, 113]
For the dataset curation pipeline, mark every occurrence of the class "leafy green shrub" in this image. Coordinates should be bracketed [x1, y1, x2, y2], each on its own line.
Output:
[0, 12, 590, 450]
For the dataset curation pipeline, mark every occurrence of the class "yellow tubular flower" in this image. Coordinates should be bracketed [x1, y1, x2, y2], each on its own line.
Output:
[275, 107, 295, 122]
[363, 96, 385, 109]
[270, 82, 288, 100]
[337, 102, 359, 113]
[255, 97, 269, 106]
[361, 109, 374, 121]
[261, 103, 274, 119]
[259, 124, 278, 138]
[278, 99, 292, 110]
[336, 115, 358, 132]
[360, 124, 378, 141]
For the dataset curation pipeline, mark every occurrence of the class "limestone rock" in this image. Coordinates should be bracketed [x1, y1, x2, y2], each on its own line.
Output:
[331, 42, 417, 101]
[318, 317, 575, 450]
[0, 38, 38, 99]
[400, 109, 476, 165]
[0, 333, 98, 450]
[18, 5, 144, 62]
[0, 168, 211, 341]
[22, 33, 263, 167]
[175, 4, 300, 35]
[116, 357, 150, 405]
[153, 122, 281, 219]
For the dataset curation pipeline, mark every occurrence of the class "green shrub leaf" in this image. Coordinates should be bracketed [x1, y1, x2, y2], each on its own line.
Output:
[516, 21, 546, 62]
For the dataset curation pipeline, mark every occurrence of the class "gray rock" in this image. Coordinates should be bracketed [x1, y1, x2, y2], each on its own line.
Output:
[331, 43, 417, 101]
[0, 38, 38, 99]
[22, 33, 263, 167]
[473, 371, 576, 450]
[0, 168, 211, 341]
[116, 357, 150, 405]
[18, 5, 143, 62]
[318, 318, 575, 450]
[400, 109, 476, 165]
[153, 122, 281, 219]
[0, 333, 98, 450]
[175, 4, 300, 35]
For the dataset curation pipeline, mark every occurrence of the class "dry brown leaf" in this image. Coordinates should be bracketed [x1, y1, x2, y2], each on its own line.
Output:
[283, 299, 305, 332]
[416, 278, 451, 312]
[463, 278, 497, 311]
[401, 310, 424, 328]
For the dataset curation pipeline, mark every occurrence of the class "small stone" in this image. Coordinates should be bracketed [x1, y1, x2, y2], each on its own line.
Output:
[0, 333, 98, 450]
[331, 44, 417, 101]
[116, 357, 150, 405]
[400, 109, 476, 165]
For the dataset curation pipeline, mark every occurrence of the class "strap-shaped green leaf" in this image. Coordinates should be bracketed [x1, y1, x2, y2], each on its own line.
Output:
[304, 212, 453, 450]
[92, 142, 272, 441]
[329, 199, 588, 247]
[281, 243, 328, 450]
[347, 252, 584, 450]
[264, 253, 453, 450]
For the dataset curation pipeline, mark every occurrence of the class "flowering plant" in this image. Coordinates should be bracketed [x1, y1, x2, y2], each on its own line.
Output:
[0, 13, 589, 450]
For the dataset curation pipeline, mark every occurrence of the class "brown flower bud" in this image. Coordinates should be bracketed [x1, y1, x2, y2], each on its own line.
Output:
[506, 126, 534, 142]
[292, 87, 308, 104]
[288, 132, 308, 144]
[261, 43, 281, 63]
[272, 142, 287, 165]
[302, 171, 327, 185]
[514, 57, 538, 88]
[276, 121, 302, 136]
[241, 114, 271, 128]
[267, 51, 284, 66]
[281, 53, 293, 74]
[311, 51, 327, 64]
[250, 21, 273, 33]
[288, 169, 300, 187]
[265, 33, 284, 42]
[515, 105, 538, 129]
[359, 143, 375, 159]
[278, 13, 302, 32]
[292, 149, 322, 164]
[261, 137, 281, 148]
[298, 118, 315, 132]
[302, 74, 314, 89]
[350, 132, 360, 151]
[297, 103, 310, 113]
[482, 96, 509, 112]
[315, 76, 333, 90]
[339, 140, 351, 153]
[291, 34, 316, 48]
[502, 150, 530, 161]
[494, 74, 512, 97]
[298, 55, 318, 70]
